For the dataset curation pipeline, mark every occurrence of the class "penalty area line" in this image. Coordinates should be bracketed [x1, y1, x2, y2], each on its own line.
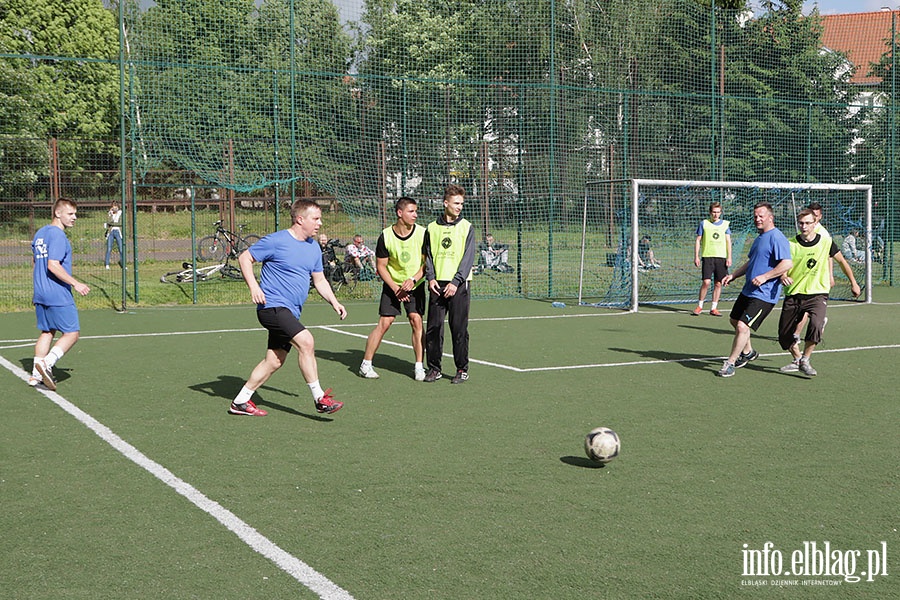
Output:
[0, 355, 355, 600]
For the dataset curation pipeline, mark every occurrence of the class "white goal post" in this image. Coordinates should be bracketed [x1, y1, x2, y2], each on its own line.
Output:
[578, 179, 874, 312]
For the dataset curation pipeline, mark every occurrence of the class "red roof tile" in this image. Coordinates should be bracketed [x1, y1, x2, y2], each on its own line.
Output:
[821, 10, 897, 86]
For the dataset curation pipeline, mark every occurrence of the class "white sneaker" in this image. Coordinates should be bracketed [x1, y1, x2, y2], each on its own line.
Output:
[35, 359, 57, 391]
[779, 360, 800, 373]
[28, 376, 41, 387]
[799, 358, 817, 377]
[414, 365, 426, 381]
[358, 364, 379, 379]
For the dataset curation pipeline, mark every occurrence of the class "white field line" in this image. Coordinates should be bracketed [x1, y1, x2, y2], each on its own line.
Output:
[2, 304, 898, 372]
[0, 355, 355, 600]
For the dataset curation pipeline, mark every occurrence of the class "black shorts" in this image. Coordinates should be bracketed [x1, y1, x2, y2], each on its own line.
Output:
[729, 293, 775, 332]
[778, 294, 828, 349]
[256, 306, 305, 352]
[701, 257, 728, 283]
[379, 282, 426, 317]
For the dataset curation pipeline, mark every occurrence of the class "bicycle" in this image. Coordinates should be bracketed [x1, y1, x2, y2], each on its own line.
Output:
[160, 257, 243, 284]
[196, 220, 261, 262]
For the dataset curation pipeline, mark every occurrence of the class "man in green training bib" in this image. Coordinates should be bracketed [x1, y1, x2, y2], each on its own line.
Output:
[422, 184, 476, 384]
[777, 209, 861, 376]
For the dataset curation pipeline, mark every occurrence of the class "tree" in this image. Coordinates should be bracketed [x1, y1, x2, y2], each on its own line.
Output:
[0, 0, 119, 139]
[0, 0, 119, 196]
[129, 0, 356, 191]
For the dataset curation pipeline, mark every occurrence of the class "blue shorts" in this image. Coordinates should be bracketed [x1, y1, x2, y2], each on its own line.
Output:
[35, 304, 80, 333]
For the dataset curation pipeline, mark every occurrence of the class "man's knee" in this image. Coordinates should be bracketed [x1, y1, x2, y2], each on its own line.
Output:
[291, 330, 315, 354]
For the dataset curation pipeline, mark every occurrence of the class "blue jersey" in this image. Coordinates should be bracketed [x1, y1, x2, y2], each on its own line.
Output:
[32, 224, 75, 307]
[249, 229, 323, 319]
[742, 227, 792, 303]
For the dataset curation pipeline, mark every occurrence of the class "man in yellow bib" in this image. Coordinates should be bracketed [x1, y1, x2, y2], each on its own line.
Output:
[777, 209, 860, 376]
[423, 184, 476, 384]
[692, 201, 731, 316]
[359, 197, 427, 381]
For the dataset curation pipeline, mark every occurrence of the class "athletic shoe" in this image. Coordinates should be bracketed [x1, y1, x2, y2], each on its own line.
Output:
[414, 365, 426, 381]
[423, 368, 442, 383]
[779, 360, 800, 373]
[799, 359, 817, 377]
[28, 376, 41, 387]
[35, 360, 56, 391]
[734, 349, 759, 369]
[358, 364, 380, 379]
[229, 400, 268, 416]
[451, 370, 468, 384]
[315, 389, 343, 414]
[691, 306, 703, 316]
[709, 309, 722, 317]
[716, 361, 735, 378]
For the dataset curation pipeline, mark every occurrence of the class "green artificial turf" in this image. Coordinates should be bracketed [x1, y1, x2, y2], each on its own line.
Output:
[1, 295, 898, 599]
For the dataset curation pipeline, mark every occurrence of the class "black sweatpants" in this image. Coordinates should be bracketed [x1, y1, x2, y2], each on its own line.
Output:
[425, 280, 470, 372]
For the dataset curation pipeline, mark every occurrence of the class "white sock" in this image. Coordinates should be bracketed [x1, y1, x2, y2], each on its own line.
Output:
[361, 359, 372, 369]
[233, 386, 254, 405]
[32, 356, 42, 377]
[308, 381, 324, 401]
[415, 361, 424, 370]
[710, 302, 718, 310]
[45, 347, 64, 369]
[697, 300, 705, 309]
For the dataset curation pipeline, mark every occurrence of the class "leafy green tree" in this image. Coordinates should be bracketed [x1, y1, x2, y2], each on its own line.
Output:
[0, 0, 119, 195]
[722, 2, 857, 182]
[0, 0, 119, 139]
[130, 0, 356, 191]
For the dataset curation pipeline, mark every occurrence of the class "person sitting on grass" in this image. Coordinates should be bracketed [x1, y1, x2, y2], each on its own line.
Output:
[345, 234, 376, 272]
[637, 234, 660, 271]
[476, 233, 513, 273]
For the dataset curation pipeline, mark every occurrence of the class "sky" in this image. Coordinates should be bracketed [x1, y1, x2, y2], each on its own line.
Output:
[801, 0, 897, 15]
[130, 1, 891, 21]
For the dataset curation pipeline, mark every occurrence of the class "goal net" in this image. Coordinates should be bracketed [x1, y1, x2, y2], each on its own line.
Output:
[579, 179, 874, 311]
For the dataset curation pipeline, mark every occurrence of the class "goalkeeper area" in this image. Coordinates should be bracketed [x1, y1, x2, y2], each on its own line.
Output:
[578, 179, 875, 310]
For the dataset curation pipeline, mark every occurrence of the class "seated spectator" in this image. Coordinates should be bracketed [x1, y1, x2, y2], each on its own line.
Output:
[476, 233, 514, 273]
[841, 228, 865, 263]
[319, 233, 338, 279]
[638, 234, 660, 270]
[345, 234, 377, 271]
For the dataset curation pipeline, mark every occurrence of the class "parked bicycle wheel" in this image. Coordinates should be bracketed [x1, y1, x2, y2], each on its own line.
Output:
[331, 264, 358, 293]
[235, 234, 261, 253]
[220, 264, 243, 280]
[197, 235, 226, 262]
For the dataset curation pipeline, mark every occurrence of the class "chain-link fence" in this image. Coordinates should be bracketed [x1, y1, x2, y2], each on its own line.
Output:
[1, 0, 896, 311]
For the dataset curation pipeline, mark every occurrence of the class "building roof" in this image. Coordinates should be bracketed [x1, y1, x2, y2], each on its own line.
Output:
[820, 10, 897, 86]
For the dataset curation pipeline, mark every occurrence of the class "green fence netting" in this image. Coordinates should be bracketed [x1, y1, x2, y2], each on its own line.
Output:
[0, 0, 896, 310]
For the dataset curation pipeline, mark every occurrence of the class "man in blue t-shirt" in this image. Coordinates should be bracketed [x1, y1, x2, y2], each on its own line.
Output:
[229, 199, 347, 417]
[716, 202, 793, 378]
[30, 198, 91, 390]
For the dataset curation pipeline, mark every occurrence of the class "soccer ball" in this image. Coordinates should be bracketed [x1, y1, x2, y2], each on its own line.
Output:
[584, 427, 620, 464]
